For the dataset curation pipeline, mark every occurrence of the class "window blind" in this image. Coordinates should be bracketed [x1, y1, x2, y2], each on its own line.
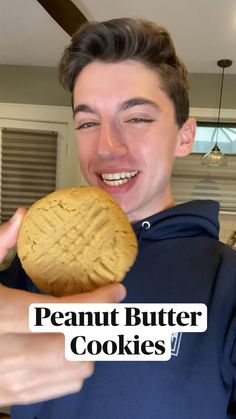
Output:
[171, 153, 236, 212]
[0, 128, 58, 222]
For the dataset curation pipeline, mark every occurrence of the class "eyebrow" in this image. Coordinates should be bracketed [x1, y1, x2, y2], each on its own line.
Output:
[119, 97, 160, 111]
[73, 97, 160, 118]
[73, 104, 95, 117]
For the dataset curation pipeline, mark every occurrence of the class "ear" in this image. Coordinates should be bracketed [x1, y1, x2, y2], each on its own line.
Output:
[175, 117, 196, 157]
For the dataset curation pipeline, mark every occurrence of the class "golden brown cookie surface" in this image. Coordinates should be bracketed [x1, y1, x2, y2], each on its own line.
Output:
[17, 187, 138, 296]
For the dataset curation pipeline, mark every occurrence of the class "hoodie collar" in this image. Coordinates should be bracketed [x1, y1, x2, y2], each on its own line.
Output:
[132, 200, 220, 243]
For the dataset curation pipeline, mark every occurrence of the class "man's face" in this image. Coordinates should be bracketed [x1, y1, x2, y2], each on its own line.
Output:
[73, 60, 193, 222]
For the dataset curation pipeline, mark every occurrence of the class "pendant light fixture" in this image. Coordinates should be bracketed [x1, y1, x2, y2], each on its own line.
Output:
[201, 59, 232, 167]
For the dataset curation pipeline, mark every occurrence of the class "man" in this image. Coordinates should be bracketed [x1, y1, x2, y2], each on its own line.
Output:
[0, 18, 235, 418]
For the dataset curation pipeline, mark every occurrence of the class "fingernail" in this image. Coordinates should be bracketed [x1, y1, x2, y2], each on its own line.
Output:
[115, 284, 127, 302]
[9, 209, 21, 224]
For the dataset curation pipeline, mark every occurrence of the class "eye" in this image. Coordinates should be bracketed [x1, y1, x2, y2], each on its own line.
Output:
[76, 121, 100, 130]
[125, 117, 154, 124]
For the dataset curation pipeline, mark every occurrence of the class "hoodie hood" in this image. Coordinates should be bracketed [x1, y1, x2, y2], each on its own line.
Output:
[132, 200, 220, 242]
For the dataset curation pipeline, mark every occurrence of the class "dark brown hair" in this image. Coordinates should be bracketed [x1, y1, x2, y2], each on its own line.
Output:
[59, 18, 189, 127]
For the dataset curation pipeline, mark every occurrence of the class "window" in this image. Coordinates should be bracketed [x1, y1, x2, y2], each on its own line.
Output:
[171, 153, 236, 213]
[0, 103, 79, 223]
[171, 111, 236, 214]
[0, 128, 58, 222]
[193, 122, 236, 154]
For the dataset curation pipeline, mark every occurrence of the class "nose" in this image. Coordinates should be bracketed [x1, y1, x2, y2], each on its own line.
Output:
[97, 124, 127, 159]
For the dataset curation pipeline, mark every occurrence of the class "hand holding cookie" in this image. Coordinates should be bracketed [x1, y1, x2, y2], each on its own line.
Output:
[0, 189, 130, 405]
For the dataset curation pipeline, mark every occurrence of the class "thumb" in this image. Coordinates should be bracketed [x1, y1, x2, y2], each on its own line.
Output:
[62, 283, 127, 304]
[0, 208, 27, 262]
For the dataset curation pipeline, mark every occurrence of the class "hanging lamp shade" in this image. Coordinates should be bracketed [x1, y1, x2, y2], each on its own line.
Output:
[201, 143, 228, 166]
[201, 59, 232, 167]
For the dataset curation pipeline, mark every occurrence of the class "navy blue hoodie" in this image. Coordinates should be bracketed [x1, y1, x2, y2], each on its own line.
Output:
[1, 200, 236, 419]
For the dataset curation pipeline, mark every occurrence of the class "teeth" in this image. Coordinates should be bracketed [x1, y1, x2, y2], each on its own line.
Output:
[103, 178, 129, 186]
[101, 171, 138, 186]
[101, 171, 138, 180]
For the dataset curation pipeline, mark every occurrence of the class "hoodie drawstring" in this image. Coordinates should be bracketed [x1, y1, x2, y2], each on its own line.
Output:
[138, 221, 151, 245]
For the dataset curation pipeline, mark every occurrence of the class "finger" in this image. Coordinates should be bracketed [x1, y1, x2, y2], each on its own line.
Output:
[0, 333, 94, 405]
[61, 282, 127, 304]
[1, 362, 93, 405]
[0, 285, 57, 333]
[0, 208, 27, 262]
[0, 333, 91, 372]
[0, 282, 126, 334]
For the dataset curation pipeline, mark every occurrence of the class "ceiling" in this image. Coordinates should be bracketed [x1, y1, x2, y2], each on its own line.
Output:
[0, 0, 236, 74]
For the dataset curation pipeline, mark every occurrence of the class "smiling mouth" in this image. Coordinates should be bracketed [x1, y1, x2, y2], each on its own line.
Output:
[100, 171, 138, 186]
